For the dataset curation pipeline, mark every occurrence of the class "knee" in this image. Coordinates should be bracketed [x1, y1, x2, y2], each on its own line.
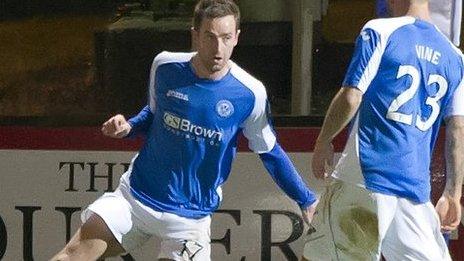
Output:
[64, 242, 82, 257]
[50, 249, 72, 261]
[59, 243, 82, 260]
[51, 240, 97, 261]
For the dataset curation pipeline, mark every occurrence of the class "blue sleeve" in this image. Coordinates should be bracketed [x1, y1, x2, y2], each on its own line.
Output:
[259, 143, 317, 209]
[342, 28, 381, 90]
[126, 105, 153, 138]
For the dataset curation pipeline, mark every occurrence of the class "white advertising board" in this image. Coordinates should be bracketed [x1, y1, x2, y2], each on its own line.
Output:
[0, 149, 324, 260]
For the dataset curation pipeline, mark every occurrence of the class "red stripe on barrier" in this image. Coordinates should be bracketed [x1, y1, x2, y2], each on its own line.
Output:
[0, 126, 348, 152]
[0, 126, 142, 151]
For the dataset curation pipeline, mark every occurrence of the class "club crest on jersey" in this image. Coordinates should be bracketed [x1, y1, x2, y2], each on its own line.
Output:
[216, 100, 234, 118]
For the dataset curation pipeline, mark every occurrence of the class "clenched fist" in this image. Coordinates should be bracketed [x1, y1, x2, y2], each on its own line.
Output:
[101, 114, 132, 138]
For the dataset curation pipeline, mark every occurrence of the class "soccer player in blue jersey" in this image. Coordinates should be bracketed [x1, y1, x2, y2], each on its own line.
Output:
[302, 0, 464, 260]
[51, 0, 318, 260]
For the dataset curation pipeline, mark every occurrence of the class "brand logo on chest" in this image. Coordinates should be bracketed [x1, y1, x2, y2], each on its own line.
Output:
[167, 90, 189, 101]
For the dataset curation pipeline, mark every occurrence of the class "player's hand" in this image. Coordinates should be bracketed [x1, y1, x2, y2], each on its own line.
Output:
[312, 140, 334, 180]
[435, 193, 462, 232]
[101, 114, 132, 138]
[301, 199, 319, 225]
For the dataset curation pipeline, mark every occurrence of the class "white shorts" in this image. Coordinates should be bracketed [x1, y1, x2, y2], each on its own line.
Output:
[81, 174, 211, 261]
[303, 179, 451, 261]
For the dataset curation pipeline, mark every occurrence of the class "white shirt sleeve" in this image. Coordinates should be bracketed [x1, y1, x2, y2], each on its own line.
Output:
[241, 83, 276, 153]
[445, 76, 464, 117]
[148, 51, 196, 113]
[148, 56, 158, 113]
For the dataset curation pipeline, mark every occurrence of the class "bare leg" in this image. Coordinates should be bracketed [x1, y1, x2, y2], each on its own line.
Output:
[50, 213, 125, 261]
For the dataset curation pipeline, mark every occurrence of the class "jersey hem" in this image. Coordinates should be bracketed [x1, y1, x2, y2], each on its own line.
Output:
[130, 187, 214, 219]
[365, 183, 429, 204]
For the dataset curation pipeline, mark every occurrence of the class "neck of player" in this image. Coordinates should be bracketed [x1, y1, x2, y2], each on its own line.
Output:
[191, 55, 230, 81]
[406, 1, 431, 22]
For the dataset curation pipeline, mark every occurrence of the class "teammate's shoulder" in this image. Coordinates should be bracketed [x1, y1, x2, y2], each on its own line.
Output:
[229, 61, 266, 97]
[152, 51, 195, 68]
[448, 41, 464, 63]
[456, 49, 464, 72]
[362, 17, 415, 36]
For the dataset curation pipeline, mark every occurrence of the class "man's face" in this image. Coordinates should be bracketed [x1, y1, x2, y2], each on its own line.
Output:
[192, 15, 240, 74]
[387, 0, 410, 17]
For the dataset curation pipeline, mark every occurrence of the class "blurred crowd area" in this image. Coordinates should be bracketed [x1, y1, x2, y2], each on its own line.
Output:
[0, 0, 462, 122]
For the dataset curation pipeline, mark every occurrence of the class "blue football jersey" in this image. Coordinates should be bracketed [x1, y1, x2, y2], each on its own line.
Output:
[334, 17, 464, 203]
[124, 52, 315, 218]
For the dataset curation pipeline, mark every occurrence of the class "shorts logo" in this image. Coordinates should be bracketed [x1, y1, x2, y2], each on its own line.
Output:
[216, 100, 234, 118]
[180, 240, 203, 260]
[306, 223, 317, 236]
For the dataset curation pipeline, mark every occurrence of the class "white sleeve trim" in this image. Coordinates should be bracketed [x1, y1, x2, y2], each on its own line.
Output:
[356, 17, 415, 93]
[149, 51, 196, 113]
[357, 43, 384, 93]
[230, 63, 276, 153]
[445, 75, 464, 117]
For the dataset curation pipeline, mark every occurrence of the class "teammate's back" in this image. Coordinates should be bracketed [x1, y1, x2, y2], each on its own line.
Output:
[307, 2, 464, 260]
[341, 16, 464, 202]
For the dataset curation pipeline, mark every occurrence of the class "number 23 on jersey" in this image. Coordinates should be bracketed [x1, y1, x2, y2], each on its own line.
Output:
[386, 65, 448, 131]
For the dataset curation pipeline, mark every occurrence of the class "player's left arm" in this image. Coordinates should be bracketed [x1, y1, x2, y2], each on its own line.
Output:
[258, 143, 318, 223]
[241, 88, 317, 223]
[437, 76, 464, 231]
[437, 116, 464, 231]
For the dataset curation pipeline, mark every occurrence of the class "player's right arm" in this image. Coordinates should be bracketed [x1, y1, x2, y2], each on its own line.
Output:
[101, 51, 168, 139]
[101, 114, 132, 138]
[101, 106, 154, 138]
[312, 87, 363, 179]
[312, 21, 384, 179]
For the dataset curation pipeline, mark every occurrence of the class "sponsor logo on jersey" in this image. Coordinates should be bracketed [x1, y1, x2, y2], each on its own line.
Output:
[163, 112, 223, 143]
[167, 90, 189, 101]
[163, 112, 181, 129]
[216, 100, 234, 118]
